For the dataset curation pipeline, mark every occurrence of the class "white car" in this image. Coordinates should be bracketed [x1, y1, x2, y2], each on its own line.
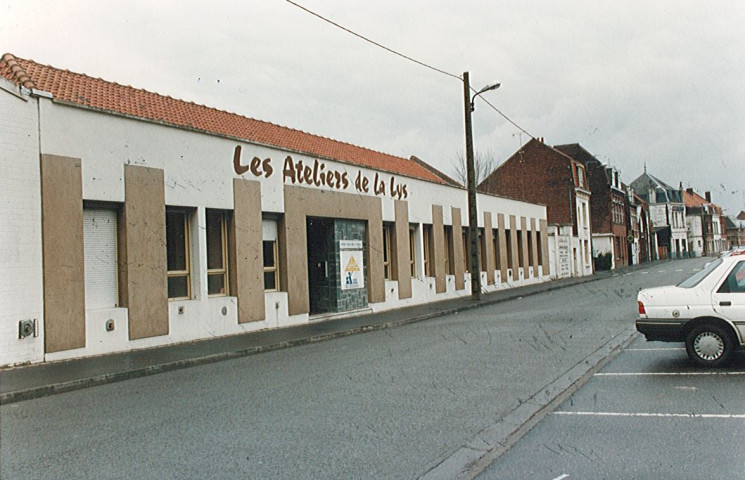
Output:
[636, 251, 745, 366]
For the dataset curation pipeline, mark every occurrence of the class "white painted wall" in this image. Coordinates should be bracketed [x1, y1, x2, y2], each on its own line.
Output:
[2, 96, 549, 365]
[0, 85, 44, 366]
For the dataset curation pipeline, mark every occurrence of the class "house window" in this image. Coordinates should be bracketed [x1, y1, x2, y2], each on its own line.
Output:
[83, 205, 119, 309]
[206, 209, 229, 296]
[167, 209, 191, 300]
[383, 222, 394, 280]
[263, 218, 279, 291]
[423, 224, 433, 277]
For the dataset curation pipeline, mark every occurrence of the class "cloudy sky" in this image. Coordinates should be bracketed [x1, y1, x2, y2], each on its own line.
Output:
[3, 0, 744, 215]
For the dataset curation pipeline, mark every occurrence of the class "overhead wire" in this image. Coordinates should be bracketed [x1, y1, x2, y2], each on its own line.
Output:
[284, 0, 535, 141]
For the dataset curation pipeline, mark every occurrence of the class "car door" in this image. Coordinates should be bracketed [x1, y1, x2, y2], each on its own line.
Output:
[712, 259, 745, 344]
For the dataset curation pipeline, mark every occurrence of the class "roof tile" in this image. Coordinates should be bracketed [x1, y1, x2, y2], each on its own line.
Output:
[0, 53, 447, 185]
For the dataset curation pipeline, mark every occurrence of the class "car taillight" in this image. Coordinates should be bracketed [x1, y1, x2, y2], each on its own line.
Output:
[638, 301, 646, 315]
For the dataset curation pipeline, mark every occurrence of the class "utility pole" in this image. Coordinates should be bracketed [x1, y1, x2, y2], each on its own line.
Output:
[463, 71, 481, 300]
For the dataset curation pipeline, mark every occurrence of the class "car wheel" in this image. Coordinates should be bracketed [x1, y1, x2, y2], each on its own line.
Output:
[685, 324, 734, 367]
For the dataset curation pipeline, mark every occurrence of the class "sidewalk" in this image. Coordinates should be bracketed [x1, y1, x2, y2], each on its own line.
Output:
[0, 271, 623, 406]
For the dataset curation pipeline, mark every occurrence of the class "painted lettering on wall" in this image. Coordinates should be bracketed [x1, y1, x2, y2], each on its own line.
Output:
[233, 145, 408, 200]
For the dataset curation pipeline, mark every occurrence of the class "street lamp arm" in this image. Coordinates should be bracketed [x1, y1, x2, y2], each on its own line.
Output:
[470, 83, 501, 111]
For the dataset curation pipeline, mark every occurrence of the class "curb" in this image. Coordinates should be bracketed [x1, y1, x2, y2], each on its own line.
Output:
[418, 326, 639, 480]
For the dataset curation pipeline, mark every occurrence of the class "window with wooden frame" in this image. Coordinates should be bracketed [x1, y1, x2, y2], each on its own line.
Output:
[383, 222, 394, 280]
[166, 208, 192, 300]
[423, 224, 433, 277]
[263, 217, 280, 292]
[206, 209, 229, 296]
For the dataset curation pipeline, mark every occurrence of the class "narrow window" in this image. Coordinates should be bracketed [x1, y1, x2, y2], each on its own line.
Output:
[462, 228, 470, 273]
[263, 218, 279, 291]
[383, 222, 393, 280]
[479, 228, 486, 272]
[423, 224, 433, 277]
[444, 226, 454, 275]
[493, 229, 500, 271]
[409, 225, 417, 277]
[505, 229, 513, 269]
[83, 205, 119, 309]
[206, 209, 229, 296]
[517, 230, 525, 268]
[167, 209, 191, 300]
[527, 231, 534, 267]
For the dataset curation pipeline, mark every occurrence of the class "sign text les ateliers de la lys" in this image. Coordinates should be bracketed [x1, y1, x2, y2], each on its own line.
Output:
[233, 146, 409, 200]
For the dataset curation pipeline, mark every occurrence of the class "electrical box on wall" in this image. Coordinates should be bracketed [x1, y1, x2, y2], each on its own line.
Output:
[18, 319, 36, 339]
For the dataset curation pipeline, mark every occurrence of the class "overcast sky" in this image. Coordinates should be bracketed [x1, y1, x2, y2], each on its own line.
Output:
[3, 0, 744, 215]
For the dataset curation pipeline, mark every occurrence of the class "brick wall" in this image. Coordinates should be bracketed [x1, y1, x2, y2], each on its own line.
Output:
[479, 139, 574, 226]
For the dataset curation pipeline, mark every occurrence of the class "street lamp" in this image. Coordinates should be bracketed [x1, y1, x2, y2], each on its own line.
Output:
[463, 71, 500, 300]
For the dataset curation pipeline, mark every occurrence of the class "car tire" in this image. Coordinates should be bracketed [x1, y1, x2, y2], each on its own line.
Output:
[685, 324, 735, 367]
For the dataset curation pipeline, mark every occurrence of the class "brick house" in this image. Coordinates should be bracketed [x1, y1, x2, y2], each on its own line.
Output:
[625, 187, 653, 264]
[479, 138, 593, 278]
[554, 144, 628, 269]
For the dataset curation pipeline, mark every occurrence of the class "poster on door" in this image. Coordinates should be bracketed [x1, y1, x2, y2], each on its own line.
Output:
[340, 249, 364, 290]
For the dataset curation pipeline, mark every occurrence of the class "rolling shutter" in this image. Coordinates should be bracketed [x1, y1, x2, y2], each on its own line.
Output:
[83, 208, 119, 309]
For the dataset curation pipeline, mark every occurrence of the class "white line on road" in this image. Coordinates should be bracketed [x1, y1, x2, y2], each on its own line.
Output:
[625, 347, 686, 351]
[553, 411, 745, 419]
[595, 371, 745, 376]
[551, 475, 570, 480]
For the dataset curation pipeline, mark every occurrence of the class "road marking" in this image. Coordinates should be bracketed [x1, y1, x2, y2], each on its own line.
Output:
[640, 271, 649, 274]
[595, 371, 745, 377]
[625, 347, 685, 351]
[551, 475, 570, 480]
[553, 411, 745, 419]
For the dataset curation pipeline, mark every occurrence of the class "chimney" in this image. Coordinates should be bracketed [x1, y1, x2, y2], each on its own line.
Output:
[686, 188, 694, 195]
[705, 191, 711, 202]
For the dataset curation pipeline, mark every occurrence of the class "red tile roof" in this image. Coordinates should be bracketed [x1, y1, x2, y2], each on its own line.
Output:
[0, 53, 447, 185]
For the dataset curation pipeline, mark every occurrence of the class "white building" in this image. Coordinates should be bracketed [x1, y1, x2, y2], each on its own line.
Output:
[0, 53, 550, 367]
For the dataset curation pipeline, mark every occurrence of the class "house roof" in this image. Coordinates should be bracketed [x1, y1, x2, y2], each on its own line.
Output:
[630, 171, 683, 204]
[0, 53, 448, 185]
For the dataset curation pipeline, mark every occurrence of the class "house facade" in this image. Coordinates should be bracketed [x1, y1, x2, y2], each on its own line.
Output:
[479, 138, 593, 278]
[630, 171, 688, 259]
[0, 54, 550, 367]
[725, 215, 745, 248]
[555, 144, 628, 269]
[626, 188, 653, 265]
[683, 189, 725, 256]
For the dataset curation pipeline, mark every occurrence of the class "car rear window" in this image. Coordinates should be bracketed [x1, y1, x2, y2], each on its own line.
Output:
[677, 259, 722, 288]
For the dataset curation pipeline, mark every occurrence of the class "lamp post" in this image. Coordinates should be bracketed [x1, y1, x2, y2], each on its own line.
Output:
[463, 71, 500, 300]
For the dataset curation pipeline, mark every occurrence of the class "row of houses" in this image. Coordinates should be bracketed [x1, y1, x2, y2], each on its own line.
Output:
[1, 53, 740, 367]
[479, 139, 743, 272]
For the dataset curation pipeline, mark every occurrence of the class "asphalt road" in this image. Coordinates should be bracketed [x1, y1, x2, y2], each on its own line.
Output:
[477, 336, 745, 480]
[1, 260, 710, 479]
